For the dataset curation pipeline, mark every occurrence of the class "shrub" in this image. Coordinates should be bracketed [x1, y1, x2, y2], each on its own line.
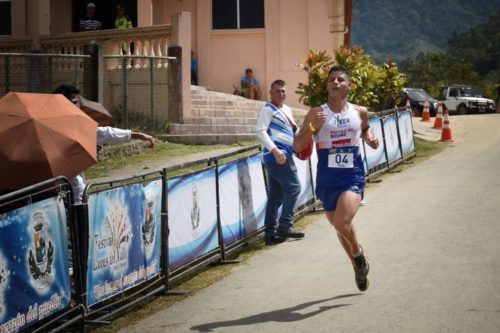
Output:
[296, 47, 407, 111]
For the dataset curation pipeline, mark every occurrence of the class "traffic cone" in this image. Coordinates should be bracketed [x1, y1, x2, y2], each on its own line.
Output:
[433, 102, 443, 129]
[440, 107, 453, 142]
[406, 99, 413, 115]
[421, 97, 431, 122]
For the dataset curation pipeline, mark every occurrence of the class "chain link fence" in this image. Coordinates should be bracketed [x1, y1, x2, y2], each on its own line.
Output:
[102, 55, 176, 134]
[0, 53, 92, 98]
[1, 52, 179, 134]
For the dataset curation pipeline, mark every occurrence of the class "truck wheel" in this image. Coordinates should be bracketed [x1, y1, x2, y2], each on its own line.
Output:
[457, 105, 467, 115]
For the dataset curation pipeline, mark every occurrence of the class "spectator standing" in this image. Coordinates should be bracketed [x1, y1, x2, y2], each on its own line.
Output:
[115, 4, 132, 30]
[255, 79, 304, 245]
[115, 4, 133, 55]
[191, 51, 199, 85]
[80, 2, 101, 31]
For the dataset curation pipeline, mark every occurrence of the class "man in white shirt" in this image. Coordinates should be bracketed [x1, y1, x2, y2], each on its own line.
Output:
[52, 84, 154, 203]
[255, 79, 304, 245]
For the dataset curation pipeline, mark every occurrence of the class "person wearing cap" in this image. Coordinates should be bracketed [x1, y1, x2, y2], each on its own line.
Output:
[80, 2, 102, 31]
[240, 68, 262, 100]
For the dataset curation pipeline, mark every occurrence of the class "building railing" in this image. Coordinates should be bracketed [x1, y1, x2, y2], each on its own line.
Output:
[39, 25, 173, 62]
[0, 36, 33, 53]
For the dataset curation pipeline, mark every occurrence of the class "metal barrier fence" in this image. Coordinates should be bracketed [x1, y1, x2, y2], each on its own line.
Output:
[0, 53, 92, 98]
[0, 108, 415, 331]
[0, 177, 84, 333]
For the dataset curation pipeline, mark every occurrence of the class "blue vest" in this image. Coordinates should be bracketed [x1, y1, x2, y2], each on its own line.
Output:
[262, 103, 296, 163]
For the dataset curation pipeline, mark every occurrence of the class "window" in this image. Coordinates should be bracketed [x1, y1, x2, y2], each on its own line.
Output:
[0, 0, 11, 35]
[212, 0, 264, 29]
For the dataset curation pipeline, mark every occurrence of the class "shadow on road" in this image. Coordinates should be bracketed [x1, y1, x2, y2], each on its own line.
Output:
[190, 293, 362, 332]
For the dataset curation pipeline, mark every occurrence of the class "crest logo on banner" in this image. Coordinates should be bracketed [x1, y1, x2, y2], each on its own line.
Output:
[142, 192, 156, 251]
[28, 211, 54, 291]
[190, 184, 200, 234]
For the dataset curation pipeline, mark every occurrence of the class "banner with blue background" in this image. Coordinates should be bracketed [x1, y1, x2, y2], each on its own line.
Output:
[397, 111, 415, 156]
[219, 154, 267, 245]
[384, 115, 403, 164]
[86, 180, 162, 306]
[0, 196, 71, 332]
[293, 155, 314, 210]
[365, 117, 386, 170]
[167, 167, 219, 270]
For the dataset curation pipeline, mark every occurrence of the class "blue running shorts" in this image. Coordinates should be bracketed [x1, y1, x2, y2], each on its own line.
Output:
[316, 184, 364, 212]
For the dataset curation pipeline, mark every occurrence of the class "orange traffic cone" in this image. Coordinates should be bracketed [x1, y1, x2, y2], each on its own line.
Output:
[433, 102, 443, 129]
[421, 97, 431, 122]
[440, 107, 453, 142]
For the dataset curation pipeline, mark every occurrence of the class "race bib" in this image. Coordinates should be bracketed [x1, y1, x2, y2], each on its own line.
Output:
[328, 150, 354, 168]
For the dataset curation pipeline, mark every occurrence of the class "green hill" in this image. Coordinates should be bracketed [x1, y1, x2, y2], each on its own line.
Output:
[350, 0, 500, 64]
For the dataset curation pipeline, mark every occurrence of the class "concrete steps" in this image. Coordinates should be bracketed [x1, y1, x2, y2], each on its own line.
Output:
[163, 85, 308, 144]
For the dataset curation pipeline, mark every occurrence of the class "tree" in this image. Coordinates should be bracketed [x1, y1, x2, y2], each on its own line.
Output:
[296, 47, 406, 111]
[400, 52, 483, 98]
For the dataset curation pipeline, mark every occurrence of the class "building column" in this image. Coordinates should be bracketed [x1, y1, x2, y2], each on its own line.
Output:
[326, 0, 346, 51]
[11, 0, 27, 36]
[171, 11, 192, 121]
[137, 0, 153, 27]
[264, 0, 280, 88]
[26, 0, 49, 48]
[196, 0, 210, 87]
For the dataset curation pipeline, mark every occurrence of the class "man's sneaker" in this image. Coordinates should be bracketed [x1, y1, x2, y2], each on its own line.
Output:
[353, 251, 370, 291]
[264, 234, 286, 246]
[277, 227, 305, 239]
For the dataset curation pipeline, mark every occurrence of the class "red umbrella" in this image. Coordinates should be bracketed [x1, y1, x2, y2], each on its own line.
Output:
[0, 92, 98, 190]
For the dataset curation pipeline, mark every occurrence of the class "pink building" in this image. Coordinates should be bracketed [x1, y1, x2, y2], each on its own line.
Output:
[0, 0, 351, 116]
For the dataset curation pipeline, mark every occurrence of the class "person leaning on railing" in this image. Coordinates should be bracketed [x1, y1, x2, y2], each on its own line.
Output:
[115, 4, 133, 55]
[80, 2, 101, 31]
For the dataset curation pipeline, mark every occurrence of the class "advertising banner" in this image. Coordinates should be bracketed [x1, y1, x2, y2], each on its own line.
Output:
[293, 155, 314, 209]
[384, 115, 403, 164]
[219, 154, 267, 245]
[397, 110, 415, 156]
[86, 180, 162, 306]
[365, 117, 386, 170]
[167, 167, 219, 270]
[0, 196, 71, 332]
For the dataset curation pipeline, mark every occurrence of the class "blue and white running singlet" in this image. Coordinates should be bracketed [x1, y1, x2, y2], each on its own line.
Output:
[315, 102, 365, 192]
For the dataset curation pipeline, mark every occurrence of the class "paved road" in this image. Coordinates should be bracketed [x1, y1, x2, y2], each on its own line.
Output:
[122, 114, 500, 333]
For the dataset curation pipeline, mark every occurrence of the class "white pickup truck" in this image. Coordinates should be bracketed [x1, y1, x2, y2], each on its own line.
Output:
[440, 85, 496, 115]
